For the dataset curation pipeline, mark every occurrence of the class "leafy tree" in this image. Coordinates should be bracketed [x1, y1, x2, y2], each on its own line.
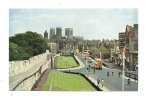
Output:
[92, 40, 97, 44]
[98, 46, 109, 52]
[78, 43, 87, 52]
[9, 42, 19, 61]
[91, 47, 98, 52]
[9, 31, 50, 61]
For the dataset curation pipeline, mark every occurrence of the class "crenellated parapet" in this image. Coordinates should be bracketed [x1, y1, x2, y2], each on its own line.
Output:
[9, 50, 50, 77]
[9, 50, 51, 91]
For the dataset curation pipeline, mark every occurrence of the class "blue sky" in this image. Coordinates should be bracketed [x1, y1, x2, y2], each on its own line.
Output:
[9, 9, 138, 40]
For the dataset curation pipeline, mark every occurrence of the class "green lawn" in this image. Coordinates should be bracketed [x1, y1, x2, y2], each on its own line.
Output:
[43, 70, 96, 91]
[56, 56, 78, 68]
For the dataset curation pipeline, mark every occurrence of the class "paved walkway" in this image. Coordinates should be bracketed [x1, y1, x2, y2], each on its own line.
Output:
[9, 57, 48, 90]
[86, 75, 109, 91]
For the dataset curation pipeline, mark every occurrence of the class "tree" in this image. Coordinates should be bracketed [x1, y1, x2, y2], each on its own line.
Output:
[9, 42, 19, 61]
[9, 31, 50, 61]
[98, 47, 109, 52]
[91, 47, 98, 52]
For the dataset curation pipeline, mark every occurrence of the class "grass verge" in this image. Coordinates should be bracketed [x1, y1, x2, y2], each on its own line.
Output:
[43, 70, 96, 91]
[56, 56, 78, 68]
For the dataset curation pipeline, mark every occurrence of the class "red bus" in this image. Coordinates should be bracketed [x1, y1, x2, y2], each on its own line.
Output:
[94, 58, 102, 69]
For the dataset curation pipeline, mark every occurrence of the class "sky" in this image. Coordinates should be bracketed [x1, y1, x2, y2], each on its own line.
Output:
[9, 9, 138, 40]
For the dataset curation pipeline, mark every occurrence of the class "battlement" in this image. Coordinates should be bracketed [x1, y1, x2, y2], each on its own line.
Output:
[9, 50, 50, 77]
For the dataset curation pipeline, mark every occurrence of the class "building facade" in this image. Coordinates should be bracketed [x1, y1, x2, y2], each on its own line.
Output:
[65, 28, 73, 38]
[125, 24, 138, 71]
[49, 27, 80, 53]
[50, 27, 55, 39]
[119, 32, 125, 50]
[56, 26, 62, 37]
[44, 30, 48, 39]
[96, 40, 101, 48]
[48, 42, 57, 54]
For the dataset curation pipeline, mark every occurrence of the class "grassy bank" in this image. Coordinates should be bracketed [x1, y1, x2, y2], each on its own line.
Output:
[56, 56, 78, 68]
[43, 70, 96, 91]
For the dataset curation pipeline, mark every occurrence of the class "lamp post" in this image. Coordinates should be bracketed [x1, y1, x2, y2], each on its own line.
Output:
[50, 43, 53, 69]
[99, 51, 101, 59]
[122, 47, 126, 91]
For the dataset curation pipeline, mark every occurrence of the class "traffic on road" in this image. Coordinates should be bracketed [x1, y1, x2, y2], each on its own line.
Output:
[71, 53, 138, 91]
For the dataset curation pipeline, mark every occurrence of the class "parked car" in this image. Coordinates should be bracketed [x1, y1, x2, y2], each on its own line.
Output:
[88, 58, 93, 63]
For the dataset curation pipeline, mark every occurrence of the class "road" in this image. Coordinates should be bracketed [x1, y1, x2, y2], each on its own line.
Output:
[71, 53, 138, 91]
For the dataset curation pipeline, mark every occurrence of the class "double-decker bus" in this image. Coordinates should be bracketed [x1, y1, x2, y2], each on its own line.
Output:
[94, 58, 102, 69]
[83, 51, 89, 60]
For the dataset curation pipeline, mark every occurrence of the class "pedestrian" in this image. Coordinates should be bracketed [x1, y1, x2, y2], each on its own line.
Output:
[88, 67, 90, 72]
[87, 68, 89, 77]
[107, 72, 109, 76]
[127, 79, 131, 85]
[118, 72, 120, 77]
[93, 68, 95, 74]
[120, 72, 122, 76]
[112, 72, 114, 76]
[101, 79, 104, 87]
[97, 78, 100, 86]
[89, 65, 90, 67]
[134, 76, 137, 83]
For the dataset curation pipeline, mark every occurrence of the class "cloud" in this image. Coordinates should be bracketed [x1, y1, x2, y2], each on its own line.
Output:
[9, 9, 138, 40]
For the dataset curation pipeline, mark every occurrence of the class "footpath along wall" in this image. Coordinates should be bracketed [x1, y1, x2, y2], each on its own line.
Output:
[12, 60, 51, 91]
[9, 50, 50, 77]
[9, 50, 51, 91]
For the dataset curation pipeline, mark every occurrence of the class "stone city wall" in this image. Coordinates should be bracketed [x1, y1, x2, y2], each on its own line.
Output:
[9, 50, 49, 77]
[10, 57, 51, 91]
[13, 71, 40, 91]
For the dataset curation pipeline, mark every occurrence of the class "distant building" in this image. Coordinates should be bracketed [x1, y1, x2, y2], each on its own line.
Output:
[104, 39, 110, 49]
[49, 26, 81, 53]
[119, 32, 125, 50]
[109, 39, 116, 48]
[56, 26, 62, 37]
[50, 27, 55, 39]
[44, 30, 48, 39]
[48, 42, 57, 54]
[125, 24, 138, 70]
[65, 28, 73, 38]
[96, 40, 101, 48]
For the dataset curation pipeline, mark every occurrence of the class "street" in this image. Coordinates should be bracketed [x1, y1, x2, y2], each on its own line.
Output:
[71, 53, 138, 91]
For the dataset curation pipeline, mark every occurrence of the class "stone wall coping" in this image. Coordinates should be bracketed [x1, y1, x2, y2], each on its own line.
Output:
[9, 58, 48, 90]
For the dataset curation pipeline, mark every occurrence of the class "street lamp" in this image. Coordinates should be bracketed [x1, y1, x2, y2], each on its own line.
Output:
[98, 50, 101, 59]
[121, 47, 126, 91]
